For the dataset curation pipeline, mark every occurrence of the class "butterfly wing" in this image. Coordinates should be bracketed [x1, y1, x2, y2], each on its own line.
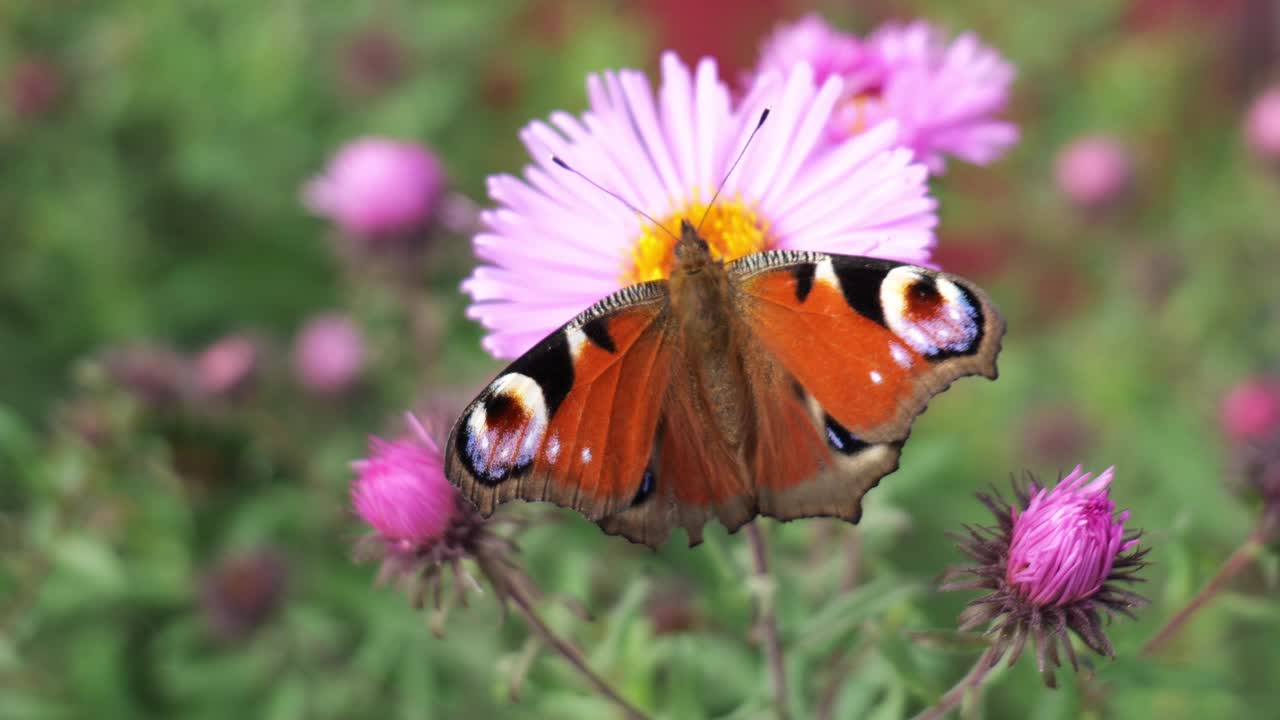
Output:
[446, 282, 676, 521]
[728, 250, 1004, 521]
[598, 344, 835, 547]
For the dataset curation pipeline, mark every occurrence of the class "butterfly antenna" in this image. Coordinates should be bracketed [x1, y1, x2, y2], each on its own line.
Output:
[697, 108, 770, 234]
[551, 156, 679, 242]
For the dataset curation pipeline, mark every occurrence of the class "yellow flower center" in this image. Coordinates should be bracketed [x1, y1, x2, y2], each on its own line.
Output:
[841, 93, 880, 136]
[625, 199, 773, 283]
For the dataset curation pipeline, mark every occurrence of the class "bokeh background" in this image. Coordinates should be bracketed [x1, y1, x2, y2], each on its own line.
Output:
[4, 0, 1280, 718]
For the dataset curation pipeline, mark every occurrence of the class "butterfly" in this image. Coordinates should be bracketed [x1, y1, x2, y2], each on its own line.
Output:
[446, 220, 1004, 547]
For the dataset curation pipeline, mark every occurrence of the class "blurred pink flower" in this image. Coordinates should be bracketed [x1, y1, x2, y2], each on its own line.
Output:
[195, 333, 259, 398]
[340, 29, 407, 99]
[7, 58, 63, 119]
[292, 312, 366, 395]
[1244, 86, 1280, 163]
[1006, 466, 1135, 607]
[303, 137, 444, 241]
[1220, 377, 1280, 442]
[1054, 135, 1134, 211]
[352, 414, 457, 550]
[945, 468, 1147, 686]
[755, 16, 1019, 173]
[465, 52, 937, 358]
[101, 344, 191, 407]
[199, 548, 287, 641]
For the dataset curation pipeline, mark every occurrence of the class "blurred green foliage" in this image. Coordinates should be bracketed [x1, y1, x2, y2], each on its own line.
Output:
[3, 0, 1280, 718]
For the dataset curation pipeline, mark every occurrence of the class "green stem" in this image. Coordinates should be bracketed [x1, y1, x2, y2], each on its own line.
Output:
[505, 579, 647, 720]
[910, 645, 1002, 720]
[746, 522, 791, 720]
[1142, 511, 1277, 656]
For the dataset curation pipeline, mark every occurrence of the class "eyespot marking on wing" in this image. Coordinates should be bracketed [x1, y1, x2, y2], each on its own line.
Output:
[880, 266, 981, 358]
[460, 372, 549, 486]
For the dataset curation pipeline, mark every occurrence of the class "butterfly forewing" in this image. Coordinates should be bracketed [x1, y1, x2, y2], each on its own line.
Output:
[446, 282, 674, 521]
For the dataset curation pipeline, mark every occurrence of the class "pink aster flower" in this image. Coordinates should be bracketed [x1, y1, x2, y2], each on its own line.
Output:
[292, 312, 366, 395]
[303, 137, 444, 241]
[755, 15, 1018, 173]
[465, 51, 937, 358]
[944, 467, 1147, 687]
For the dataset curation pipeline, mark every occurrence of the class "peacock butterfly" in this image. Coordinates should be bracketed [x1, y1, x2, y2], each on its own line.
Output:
[445, 112, 1004, 547]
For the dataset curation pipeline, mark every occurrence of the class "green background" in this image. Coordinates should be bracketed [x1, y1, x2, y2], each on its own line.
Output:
[3, 0, 1279, 717]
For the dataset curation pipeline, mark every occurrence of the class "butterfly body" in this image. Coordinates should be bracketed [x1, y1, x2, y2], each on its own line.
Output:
[447, 222, 1004, 547]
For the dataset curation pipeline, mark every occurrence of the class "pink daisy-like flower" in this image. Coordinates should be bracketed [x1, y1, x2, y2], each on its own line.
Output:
[464, 52, 937, 358]
[756, 15, 1018, 173]
[944, 467, 1147, 687]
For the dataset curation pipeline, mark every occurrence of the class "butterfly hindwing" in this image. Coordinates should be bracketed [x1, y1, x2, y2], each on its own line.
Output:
[446, 282, 675, 521]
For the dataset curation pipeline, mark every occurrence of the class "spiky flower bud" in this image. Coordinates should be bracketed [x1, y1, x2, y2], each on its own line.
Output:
[944, 466, 1148, 687]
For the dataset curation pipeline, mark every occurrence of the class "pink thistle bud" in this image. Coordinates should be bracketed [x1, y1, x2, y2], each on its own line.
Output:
[292, 312, 366, 396]
[1245, 86, 1280, 164]
[1055, 135, 1135, 211]
[302, 137, 444, 242]
[195, 333, 260, 398]
[1220, 377, 1280, 443]
[944, 468, 1147, 687]
[350, 414, 524, 617]
[351, 415, 457, 550]
[1006, 467, 1134, 607]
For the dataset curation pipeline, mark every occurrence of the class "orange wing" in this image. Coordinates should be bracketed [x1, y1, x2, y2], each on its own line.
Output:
[731, 251, 1003, 443]
[446, 283, 675, 521]
[729, 251, 1004, 522]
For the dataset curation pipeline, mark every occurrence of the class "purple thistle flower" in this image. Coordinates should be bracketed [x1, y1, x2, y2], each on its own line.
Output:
[944, 467, 1148, 687]
[465, 51, 937, 358]
[351, 414, 526, 620]
[351, 416, 458, 550]
[303, 137, 445, 242]
[755, 15, 1019, 174]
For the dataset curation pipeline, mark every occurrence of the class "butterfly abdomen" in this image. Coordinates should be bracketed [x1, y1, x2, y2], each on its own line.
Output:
[669, 235, 754, 451]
